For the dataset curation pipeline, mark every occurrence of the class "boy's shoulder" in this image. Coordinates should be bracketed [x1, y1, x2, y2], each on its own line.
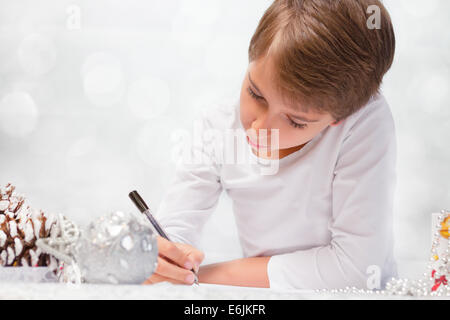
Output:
[342, 92, 396, 138]
[330, 92, 397, 174]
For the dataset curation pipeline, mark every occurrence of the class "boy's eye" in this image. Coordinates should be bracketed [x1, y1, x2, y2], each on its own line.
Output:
[246, 87, 265, 101]
[288, 117, 307, 130]
[247, 86, 307, 130]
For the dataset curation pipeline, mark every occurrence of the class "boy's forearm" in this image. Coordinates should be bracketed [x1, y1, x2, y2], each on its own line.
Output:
[197, 256, 271, 288]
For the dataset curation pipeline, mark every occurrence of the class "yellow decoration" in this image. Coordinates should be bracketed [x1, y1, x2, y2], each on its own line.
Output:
[440, 216, 450, 239]
[433, 255, 439, 261]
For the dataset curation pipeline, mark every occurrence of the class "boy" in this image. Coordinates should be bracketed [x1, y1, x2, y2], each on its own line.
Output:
[144, 0, 397, 290]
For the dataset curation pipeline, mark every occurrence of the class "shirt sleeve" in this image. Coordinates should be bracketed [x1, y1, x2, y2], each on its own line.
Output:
[267, 101, 397, 290]
[154, 106, 224, 249]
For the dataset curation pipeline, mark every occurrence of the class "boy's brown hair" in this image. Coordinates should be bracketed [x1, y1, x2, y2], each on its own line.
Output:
[248, 0, 395, 121]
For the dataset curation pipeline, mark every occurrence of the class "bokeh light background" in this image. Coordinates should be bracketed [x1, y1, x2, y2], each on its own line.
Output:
[0, 0, 449, 278]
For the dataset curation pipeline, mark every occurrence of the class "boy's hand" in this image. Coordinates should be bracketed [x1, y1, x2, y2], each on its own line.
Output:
[143, 236, 204, 285]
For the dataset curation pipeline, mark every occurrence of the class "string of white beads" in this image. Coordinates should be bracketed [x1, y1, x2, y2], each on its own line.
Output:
[315, 209, 450, 297]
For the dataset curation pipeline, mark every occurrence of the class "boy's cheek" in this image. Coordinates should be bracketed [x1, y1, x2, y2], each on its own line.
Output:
[239, 103, 252, 131]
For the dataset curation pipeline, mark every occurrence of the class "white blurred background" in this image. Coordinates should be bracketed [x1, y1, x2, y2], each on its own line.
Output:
[0, 0, 449, 278]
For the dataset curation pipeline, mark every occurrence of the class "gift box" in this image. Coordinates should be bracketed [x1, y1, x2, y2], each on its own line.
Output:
[430, 211, 449, 292]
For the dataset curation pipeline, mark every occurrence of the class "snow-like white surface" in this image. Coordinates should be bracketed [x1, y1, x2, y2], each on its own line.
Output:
[0, 257, 447, 300]
[0, 281, 447, 300]
[0, 281, 306, 300]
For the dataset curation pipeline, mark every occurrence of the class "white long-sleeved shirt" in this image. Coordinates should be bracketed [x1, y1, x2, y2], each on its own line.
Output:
[155, 92, 398, 290]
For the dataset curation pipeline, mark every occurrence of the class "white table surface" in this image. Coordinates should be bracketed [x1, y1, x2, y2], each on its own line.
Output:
[0, 257, 447, 300]
[1, 281, 448, 300]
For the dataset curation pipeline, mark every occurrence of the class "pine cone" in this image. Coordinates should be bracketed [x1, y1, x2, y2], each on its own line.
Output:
[0, 183, 59, 269]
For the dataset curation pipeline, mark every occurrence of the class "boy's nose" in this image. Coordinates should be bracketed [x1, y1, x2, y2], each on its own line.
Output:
[249, 117, 272, 143]
[251, 111, 271, 131]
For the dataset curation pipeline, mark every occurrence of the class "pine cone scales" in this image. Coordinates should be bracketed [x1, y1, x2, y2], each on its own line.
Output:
[0, 183, 59, 268]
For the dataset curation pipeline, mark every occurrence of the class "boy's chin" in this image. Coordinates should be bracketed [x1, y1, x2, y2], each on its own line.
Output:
[251, 148, 279, 160]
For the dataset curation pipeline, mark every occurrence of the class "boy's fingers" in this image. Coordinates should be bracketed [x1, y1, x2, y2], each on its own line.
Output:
[143, 273, 185, 285]
[155, 256, 196, 284]
[175, 242, 205, 266]
[186, 251, 204, 271]
[157, 236, 195, 270]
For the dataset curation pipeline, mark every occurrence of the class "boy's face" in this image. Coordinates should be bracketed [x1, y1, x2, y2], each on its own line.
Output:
[239, 55, 339, 158]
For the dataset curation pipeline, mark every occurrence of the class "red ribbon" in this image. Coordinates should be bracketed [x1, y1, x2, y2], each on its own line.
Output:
[432, 275, 448, 292]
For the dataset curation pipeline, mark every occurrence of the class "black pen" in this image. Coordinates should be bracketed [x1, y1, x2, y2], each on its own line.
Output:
[129, 190, 199, 285]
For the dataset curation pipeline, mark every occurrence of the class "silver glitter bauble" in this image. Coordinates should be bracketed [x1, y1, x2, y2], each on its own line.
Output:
[76, 211, 158, 284]
[36, 211, 158, 285]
